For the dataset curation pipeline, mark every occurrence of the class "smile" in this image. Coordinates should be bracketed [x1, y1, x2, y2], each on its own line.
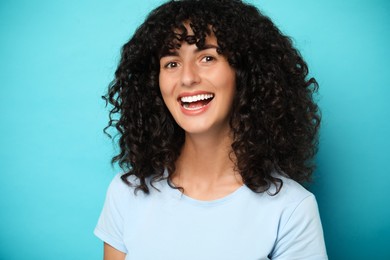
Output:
[179, 93, 214, 111]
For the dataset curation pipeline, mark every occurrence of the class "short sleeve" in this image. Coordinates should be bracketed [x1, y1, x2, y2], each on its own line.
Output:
[94, 174, 128, 253]
[271, 195, 328, 260]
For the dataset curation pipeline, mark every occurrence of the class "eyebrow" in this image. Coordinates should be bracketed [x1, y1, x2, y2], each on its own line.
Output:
[161, 44, 219, 58]
[197, 44, 219, 52]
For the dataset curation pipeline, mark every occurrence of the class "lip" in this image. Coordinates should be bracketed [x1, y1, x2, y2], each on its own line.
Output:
[177, 90, 214, 116]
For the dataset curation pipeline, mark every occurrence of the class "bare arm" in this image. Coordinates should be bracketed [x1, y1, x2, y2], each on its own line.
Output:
[104, 243, 126, 260]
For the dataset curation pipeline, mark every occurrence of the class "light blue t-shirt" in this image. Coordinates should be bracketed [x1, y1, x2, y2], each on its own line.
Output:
[94, 173, 327, 259]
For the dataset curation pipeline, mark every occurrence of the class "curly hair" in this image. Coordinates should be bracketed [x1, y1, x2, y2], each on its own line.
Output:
[104, 0, 321, 195]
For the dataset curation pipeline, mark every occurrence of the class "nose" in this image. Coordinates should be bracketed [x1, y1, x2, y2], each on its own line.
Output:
[180, 62, 200, 87]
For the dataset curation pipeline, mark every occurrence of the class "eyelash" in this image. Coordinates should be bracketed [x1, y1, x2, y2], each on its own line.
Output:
[201, 55, 215, 62]
[164, 62, 178, 69]
[163, 55, 216, 69]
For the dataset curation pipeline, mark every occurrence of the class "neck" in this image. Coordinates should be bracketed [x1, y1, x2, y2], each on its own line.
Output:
[173, 128, 242, 191]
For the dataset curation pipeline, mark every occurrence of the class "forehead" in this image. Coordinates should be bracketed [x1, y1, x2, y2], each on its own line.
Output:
[159, 22, 218, 56]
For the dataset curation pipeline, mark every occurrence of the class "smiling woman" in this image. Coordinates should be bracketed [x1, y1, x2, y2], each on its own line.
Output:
[159, 25, 236, 136]
[95, 0, 327, 259]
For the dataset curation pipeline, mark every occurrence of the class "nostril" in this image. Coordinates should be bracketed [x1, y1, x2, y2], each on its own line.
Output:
[180, 65, 200, 86]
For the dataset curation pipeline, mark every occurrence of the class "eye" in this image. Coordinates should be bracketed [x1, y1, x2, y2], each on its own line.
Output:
[201, 55, 215, 63]
[164, 61, 179, 69]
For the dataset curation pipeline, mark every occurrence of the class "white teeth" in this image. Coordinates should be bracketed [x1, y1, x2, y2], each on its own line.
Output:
[180, 94, 214, 103]
[182, 104, 203, 110]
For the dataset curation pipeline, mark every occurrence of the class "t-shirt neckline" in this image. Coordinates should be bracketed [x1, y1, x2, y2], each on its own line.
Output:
[161, 169, 248, 207]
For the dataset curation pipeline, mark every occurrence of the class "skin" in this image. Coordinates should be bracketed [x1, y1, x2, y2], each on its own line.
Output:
[104, 243, 125, 260]
[159, 32, 236, 137]
[159, 25, 243, 200]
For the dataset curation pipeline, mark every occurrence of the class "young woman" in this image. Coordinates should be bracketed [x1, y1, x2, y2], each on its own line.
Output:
[95, 0, 327, 259]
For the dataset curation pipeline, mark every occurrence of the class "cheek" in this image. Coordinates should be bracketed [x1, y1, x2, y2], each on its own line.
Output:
[158, 74, 165, 94]
[221, 70, 236, 94]
[211, 64, 236, 87]
[158, 73, 174, 97]
[224, 74, 237, 107]
[158, 78, 175, 112]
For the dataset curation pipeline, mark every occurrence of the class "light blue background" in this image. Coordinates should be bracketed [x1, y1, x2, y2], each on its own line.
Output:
[0, 0, 389, 259]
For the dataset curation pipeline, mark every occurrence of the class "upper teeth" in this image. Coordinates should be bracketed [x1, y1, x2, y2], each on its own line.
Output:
[181, 94, 214, 103]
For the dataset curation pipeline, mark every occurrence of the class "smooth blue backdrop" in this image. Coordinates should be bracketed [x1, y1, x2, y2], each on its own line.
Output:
[1, 0, 389, 259]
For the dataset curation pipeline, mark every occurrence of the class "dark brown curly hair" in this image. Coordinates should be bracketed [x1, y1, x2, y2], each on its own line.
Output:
[104, 0, 321, 194]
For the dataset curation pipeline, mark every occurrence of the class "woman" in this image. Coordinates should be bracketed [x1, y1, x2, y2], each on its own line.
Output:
[95, 0, 327, 259]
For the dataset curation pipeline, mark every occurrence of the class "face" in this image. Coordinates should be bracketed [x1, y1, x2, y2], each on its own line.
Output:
[159, 27, 236, 136]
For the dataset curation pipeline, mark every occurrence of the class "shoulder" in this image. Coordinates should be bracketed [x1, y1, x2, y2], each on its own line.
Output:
[107, 173, 138, 194]
[105, 173, 169, 204]
[105, 174, 133, 198]
[245, 175, 322, 238]
[104, 173, 148, 208]
[276, 175, 314, 202]
[94, 173, 151, 252]
[240, 175, 320, 230]
[94, 174, 140, 253]
[274, 176, 320, 227]
[274, 176, 320, 226]
[255, 175, 315, 211]
[267, 176, 328, 259]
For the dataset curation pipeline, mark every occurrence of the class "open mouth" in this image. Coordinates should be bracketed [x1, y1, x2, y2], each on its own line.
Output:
[179, 93, 214, 111]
